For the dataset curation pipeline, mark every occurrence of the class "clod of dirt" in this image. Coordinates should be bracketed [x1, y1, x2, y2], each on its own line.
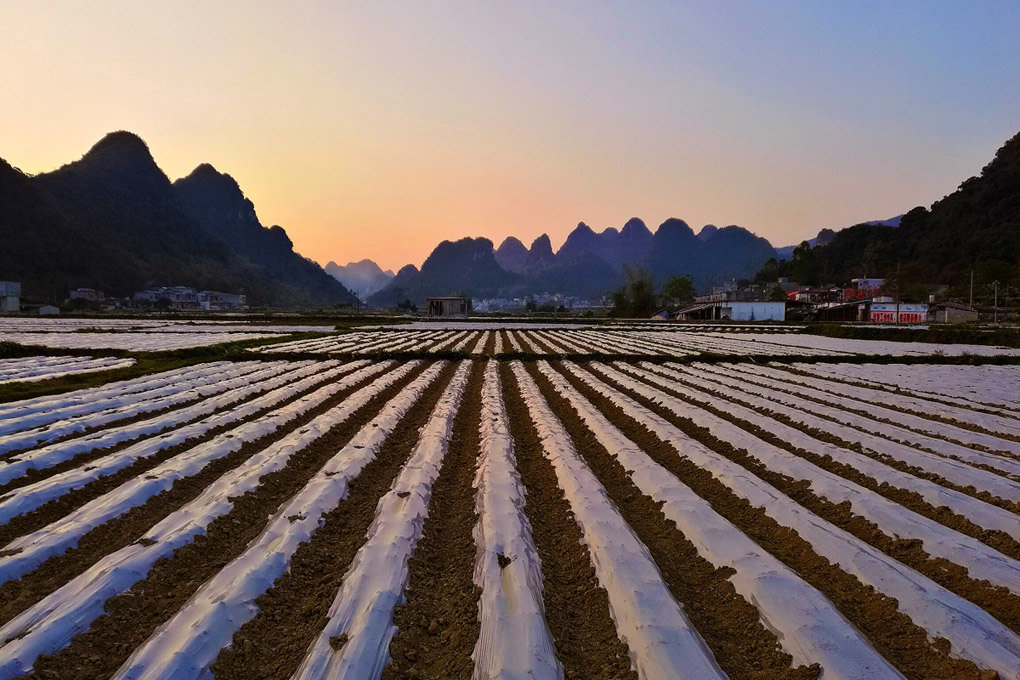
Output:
[286, 514, 305, 523]
[135, 538, 157, 547]
[329, 633, 348, 651]
[496, 553, 512, 569]
[396, 491, 411, 499]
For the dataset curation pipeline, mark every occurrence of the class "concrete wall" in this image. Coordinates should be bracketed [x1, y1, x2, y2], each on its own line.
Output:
[726, 302, 785, 321]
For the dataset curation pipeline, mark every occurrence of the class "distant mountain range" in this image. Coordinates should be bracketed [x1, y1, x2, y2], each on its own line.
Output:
[0, 132, 357, 307]
[366, 217, 777, 306]
[323, 259, 394, 300]
[759, 129, 1020, 288]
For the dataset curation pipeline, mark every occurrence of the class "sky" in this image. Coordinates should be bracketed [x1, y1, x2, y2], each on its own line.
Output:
[2, 2, 1019, 272]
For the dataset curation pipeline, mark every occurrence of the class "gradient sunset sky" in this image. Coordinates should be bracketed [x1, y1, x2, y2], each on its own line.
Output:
[3, 2, 1019, 272]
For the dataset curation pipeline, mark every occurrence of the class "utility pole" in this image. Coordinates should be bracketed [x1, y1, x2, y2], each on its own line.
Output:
[994, 281, 999, 323]
[969, 270, 974, 308]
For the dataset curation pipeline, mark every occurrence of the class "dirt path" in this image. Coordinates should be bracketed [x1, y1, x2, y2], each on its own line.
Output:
[499, 363, 636, 680]
[209, 362, 459, 680]
[567, 361, 987, 680]
[381, 360, 484, 680]
[528, 363, 818, 680]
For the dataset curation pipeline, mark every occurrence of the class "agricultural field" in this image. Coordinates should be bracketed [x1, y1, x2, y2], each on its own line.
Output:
[258, 326, 1020, 358]
[0, 318, 334, 352]
[0, 356, 136, 385]
[0, 323, 1019, 679]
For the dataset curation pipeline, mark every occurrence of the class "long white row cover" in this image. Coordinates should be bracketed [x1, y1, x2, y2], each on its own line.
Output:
[507, 362, 726, 680]
[0, 361, 252, 431]
[0, 356, 135, 384]
[0, 361, 395, 586]
[290, 362, 471, 680]
[111, 361, 453, 680]
[0, 360, 420, 678]
[0, 361, 320, 485]
[717, 363, 1020, 458]
[471, 361, 562, 680]
[630, 363, 1020, 543]
[663, 364, 1020, 502]
[0, 362, 275, 452]
[0, 361, 357, 524]
[540, 361, 902, 680]
[603, 362, 1020, 595]
[573, 363, 1020, 680]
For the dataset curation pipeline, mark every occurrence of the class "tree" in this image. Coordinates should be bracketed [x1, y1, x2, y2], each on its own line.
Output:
[789, 241, 820, 285]
[610, 267, 657, 317]
[768, 285, 788, 301]
[659, 275, 695, 309]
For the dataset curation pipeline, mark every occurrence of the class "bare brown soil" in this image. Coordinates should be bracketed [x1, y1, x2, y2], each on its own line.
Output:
[769, 364, 1020, 445]
[670, 367, 1020, 514]
[719, 366, 1020, 468]
[0, 362, 418, 630]
[381, 360, 484, 680]
[499, 363, 637, 680]
[568, 361, 988, 680]
[482, 330, 496, 356]
[0, 370, 345, 548]
[527, 363, 819, 680]
[628, 365, 1020, 562]
[209, 362, 458, 680]
[616, 363, 1020, 635]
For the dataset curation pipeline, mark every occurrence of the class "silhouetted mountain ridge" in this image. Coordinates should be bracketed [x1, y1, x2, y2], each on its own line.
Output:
[369, 217, 777, 305]
[0, 131, 356, 306]
[759, 129, 1020, 288]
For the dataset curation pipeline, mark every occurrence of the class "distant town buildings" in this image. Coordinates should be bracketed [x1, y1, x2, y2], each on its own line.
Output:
[132, 286, 247, 311]
[68, 288, 106, 303]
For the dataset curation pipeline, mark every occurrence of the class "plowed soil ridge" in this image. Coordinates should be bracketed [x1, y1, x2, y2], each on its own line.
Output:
[610, 363, 1020, 634]
[0, 369, 346, 549]
[527, 363, 818, 680]
[566, 361, 987, 680]
[0, 362, 425, 671]
[209, 362, 458, 680]
[381, 361, 485, 680]
[498, 363, 636, 680]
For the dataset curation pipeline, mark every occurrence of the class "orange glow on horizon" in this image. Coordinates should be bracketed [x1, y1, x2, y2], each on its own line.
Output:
[2, 2, 1017, 272]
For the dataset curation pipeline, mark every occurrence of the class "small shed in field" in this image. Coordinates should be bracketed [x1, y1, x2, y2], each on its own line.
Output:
[427, 297, 472, 318]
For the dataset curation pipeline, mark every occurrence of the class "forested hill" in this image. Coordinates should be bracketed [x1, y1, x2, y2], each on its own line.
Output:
[758, 130, 1020, 294]
[0, 131, 357, 307]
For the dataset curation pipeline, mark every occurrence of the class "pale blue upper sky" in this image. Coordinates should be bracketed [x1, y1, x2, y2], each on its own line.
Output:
[2, 1, 1018, 269]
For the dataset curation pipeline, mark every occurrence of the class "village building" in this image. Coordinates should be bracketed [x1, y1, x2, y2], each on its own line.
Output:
[931, 301, 979, 323]
[426, 296, 472, 318]
[678, 300, 786, 322]
[68, 288, 105, 303]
